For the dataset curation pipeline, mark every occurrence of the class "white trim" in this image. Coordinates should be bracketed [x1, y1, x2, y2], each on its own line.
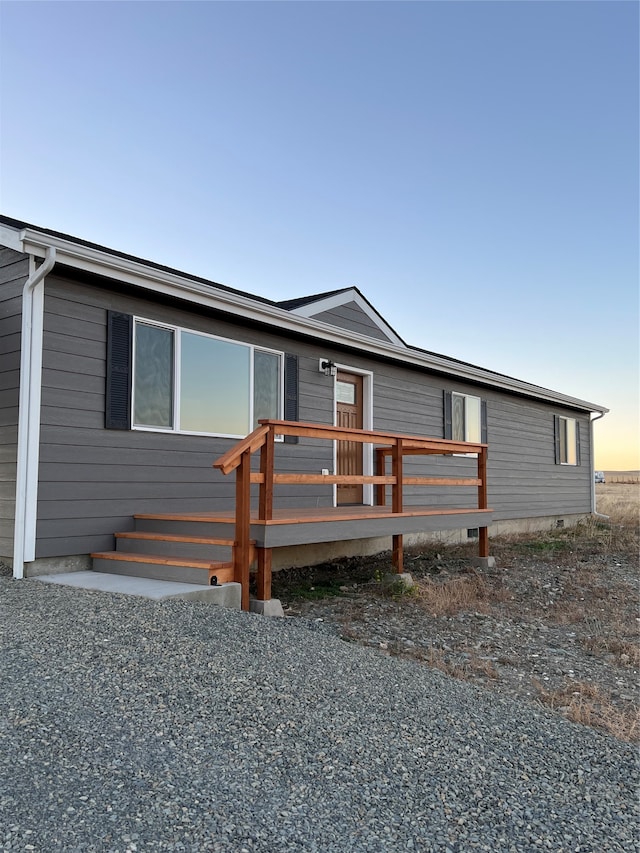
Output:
[558, 415, 578, 466]
[290, 289, 405, 347]
[8, 225, 607, 414]
[451, 391, 481, 457]
[590, 411, 607, 517]
[0, 225, 23, 251]
[13, 248, 56, 578]
[333, 364, 374, 506]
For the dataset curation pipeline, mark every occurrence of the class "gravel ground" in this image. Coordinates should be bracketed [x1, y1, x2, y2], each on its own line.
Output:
[1, 568, 638, 853]
[272, 546, 640, 738]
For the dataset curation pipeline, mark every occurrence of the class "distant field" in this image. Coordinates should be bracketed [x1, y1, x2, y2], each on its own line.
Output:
[595, 482, 639, 524]
[602, 471, 640, 484]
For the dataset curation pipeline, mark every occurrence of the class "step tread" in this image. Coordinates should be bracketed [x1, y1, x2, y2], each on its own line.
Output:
[116, 532, 240, 546]
[91, 551, 233, 569]
[134, 513, 235, 522]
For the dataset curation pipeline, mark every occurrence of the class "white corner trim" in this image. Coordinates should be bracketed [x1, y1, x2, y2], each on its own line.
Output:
[290, 289, 405, 347]
[13, 247, 56, 578]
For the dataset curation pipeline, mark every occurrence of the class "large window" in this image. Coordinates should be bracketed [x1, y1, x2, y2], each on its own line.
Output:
[555, 415, 580, 465]
[132, 320, 283, 437]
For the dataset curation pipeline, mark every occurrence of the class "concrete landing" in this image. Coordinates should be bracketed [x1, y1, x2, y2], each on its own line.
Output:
[34, 571, 242, 607]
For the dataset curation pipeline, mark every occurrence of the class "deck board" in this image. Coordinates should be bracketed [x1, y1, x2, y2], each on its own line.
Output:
[134, 505, 493, 548]
[135, 505, 492, 524]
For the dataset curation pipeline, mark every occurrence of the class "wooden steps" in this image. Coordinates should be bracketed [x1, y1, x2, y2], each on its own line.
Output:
[114, 531, 237, 561]
[91, 551, 235, 586]
[91, 515, 254, 587]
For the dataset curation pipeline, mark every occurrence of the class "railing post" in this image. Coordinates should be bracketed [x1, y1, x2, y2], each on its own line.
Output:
[235, 448, 252, 611]
[375, 447, 386, 506]
[259, 426, 275, 521]
[256, 549, 272, 601]
[392, 439, 404, 573]
[392, 439, 403, 514]
[478, 445, 489, 558]
[256, 426, 275, 603]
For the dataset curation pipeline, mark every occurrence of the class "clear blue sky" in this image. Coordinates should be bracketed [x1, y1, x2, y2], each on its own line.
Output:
[1, 1, 638, 468]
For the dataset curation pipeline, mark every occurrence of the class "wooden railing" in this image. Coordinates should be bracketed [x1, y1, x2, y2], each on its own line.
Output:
[213, 420, 489, 610]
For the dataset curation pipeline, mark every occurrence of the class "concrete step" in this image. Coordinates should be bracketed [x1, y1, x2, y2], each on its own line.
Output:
[35, 571, 241, 607]
[115, 531, 234, 561]
[91, 551, 234, 586]
[133, 514, 237, 539]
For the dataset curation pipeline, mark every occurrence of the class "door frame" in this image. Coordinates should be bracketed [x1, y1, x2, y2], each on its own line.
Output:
[332, 364, 374, 506]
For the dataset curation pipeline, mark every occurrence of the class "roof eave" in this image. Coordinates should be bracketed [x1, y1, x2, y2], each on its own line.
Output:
[15, 225, 608, 414]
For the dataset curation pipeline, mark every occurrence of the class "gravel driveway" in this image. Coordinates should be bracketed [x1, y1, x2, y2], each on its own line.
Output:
[1, 572, 638, 852]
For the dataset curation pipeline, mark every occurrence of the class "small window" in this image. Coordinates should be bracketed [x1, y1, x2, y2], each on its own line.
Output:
[555, 415, 580, 466]
[452, 392, 481, 442]
[444, 390, 486, 444]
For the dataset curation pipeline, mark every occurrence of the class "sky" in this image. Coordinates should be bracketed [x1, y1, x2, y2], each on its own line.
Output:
[1, 1, 638, 470]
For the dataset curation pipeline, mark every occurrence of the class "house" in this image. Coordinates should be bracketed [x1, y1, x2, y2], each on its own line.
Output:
[0, 215, 607, 611]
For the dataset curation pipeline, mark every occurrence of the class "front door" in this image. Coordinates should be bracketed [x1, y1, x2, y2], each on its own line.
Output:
[336, 372, 363, 505]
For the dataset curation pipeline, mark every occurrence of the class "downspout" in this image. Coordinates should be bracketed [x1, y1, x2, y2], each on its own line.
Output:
[590, 410, 608, 520]
[12, 247, 57, 578]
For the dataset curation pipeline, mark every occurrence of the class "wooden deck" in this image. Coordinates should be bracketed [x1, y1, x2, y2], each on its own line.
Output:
[136, 504, 493, 546]
[208, 420, 493, 610]
[91, 420, 495, 614]
[93, 421, 493, 612]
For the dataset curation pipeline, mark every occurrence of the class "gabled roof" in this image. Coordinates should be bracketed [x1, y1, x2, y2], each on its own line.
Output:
[0, 214, 608, 414]
[277, 287, 354, 311]
[278, 286, 406, 347]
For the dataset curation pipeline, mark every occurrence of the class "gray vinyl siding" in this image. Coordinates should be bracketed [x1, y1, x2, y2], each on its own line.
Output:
[310, 301, 393, 342]
[36, 275, 335, 558]
[373, 362, 592, 518]
[0, 248, 29, 558]
[35, 271, 594, 559]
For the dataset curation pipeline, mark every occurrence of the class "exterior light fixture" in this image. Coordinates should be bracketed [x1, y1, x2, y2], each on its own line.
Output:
[319, 359, 337, 377]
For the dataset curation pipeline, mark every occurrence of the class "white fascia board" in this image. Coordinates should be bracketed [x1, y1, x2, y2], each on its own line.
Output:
[17, 227, 608, 414]
[290, 288, 405, 347]
[0, 225, 24, 251]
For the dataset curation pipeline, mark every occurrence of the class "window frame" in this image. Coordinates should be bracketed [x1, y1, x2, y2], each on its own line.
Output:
[555, 415, 581, 466]
[131, 317, 285, 439]
[444, 390, 487, 456]
[451, 391, 482, 444]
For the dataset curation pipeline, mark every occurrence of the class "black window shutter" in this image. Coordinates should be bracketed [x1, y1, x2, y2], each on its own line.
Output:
[106, 311, 132, 429]
[481, 400, 488, 445]
[283, 353, 299, 444]
[553, 415, 561, 464]
[575, 421, 581, 466]
[443, 390, 452, 440]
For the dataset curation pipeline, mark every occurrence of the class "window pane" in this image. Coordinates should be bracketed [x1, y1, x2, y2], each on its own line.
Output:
[134, 323, 173, 428]
[565, 418, 577, 465]
[180, 333, 250, 435]
[465, 396, 481, 443]
[452, 394, 465, 441]
[559, 418, 568, 463]
[253, 350, 280, 429]
[336, 381, 356, 405]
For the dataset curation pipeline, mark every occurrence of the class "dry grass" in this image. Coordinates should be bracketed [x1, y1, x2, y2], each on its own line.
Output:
[398, 483, 640, 742]
[414, 572, 511, 616]
[533, 679, 640, 743]
[424, 646, 500, 681]
[603, 471, 640, 485]
[595, 481, 639, 525]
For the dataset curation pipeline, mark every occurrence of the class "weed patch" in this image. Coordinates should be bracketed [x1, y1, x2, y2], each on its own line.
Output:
[533, 679, 640, 743]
